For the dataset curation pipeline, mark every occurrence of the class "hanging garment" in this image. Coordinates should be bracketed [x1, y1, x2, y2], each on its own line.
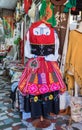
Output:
[24, 0, 32, 14]
[40, 0, 56, 27]
[65, 30, 82, 89]
[53, 5, 69, 57]
[28, 2, 36, 23]
[64, 0, 76, 13]
[51, 0, 67, 5]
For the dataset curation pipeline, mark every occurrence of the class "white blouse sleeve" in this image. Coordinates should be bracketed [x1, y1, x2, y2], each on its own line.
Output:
[24, 31, 35, 58]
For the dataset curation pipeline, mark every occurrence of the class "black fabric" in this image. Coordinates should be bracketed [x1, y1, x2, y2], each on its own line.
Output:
[30, 44, 55, 56]
[23, 91, 60, 118]
[10, 87, 17, 108]
[42, 100, 54, 117]
[71, 9, 79, 15]
[30, 95, 42, 118]
[53, 90, 60, 114]
[41, 93, 54, 117]
[24, 96, 31, 112]
[76, 0, 82, 11]
[10, 89, 17, 102]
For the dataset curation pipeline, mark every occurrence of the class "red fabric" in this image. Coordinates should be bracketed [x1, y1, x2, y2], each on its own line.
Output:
[18, 57, 66, 96]
[24, 0, 32, 14]
[29, 20, 55, 45]
[71, 7, 76, 11]
[19, 40, 23, 58]
[6, 46, 12, 52]
[19, 40, 24, 64]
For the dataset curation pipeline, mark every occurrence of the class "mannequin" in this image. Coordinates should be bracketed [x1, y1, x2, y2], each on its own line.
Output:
[18, 20, 66, 124]
[18, 0, 66, 127]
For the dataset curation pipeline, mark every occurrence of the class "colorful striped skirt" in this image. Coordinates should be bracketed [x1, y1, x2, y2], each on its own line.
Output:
[18, 57, 66, 96]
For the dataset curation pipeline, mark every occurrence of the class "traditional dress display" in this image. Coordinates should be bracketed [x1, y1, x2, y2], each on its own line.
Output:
[18, 20, 66, 118]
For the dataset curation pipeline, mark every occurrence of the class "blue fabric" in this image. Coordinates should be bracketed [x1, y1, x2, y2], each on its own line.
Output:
[11, 82, 18, 92]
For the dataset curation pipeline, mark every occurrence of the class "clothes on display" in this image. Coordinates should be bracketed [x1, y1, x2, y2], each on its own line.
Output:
[60, 13, 70, 77]
[65, 30, 82, 94]
[24, 0, 32, 14]
[28, 2, 36, 23]
[64, 0, 76, 13]
[18, 20, 66, 118]
[51, 0, 67, 5]
[52, 4, 69, 58]
[40, 0, 56, 27]
[1, 0, 82, 129]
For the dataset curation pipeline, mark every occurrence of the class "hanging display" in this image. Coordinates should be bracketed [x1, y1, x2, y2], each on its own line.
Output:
[51, 0, 67, 5]
[3, 16, 14, 38]
[40, 0, 56, 27]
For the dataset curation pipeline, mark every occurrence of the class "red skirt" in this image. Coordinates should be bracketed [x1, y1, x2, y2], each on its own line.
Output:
[18, 57, 66, 96]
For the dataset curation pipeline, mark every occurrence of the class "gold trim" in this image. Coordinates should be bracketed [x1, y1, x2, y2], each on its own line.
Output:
[34, 96, 38, 102]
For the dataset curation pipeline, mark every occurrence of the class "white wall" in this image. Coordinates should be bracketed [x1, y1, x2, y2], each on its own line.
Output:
[0, 0, 17, 9]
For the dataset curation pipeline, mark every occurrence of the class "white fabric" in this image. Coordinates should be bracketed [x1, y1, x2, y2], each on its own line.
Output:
[28, 2, 36, 23]
[45, 32, 59, 61]
[24, 31, 35, 58]
[21, 21, 24, 40]
[60, 91, 71, 110]
[33, 26, 50, 35]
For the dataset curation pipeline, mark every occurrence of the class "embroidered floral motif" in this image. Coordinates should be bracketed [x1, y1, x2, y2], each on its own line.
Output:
[29, 59, 39, 70]
[50, 82, 60, 91]
[28, 84, 38, 94]
[39, 84, 49, 94]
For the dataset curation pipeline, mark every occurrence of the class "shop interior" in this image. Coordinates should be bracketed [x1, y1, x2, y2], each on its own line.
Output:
[0, 0, 82, 129]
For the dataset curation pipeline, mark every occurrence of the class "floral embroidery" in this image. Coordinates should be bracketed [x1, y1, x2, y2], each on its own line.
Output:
[29, 59, 39, 70]
[39, 84, 49, 94]
[50, 82, 60, 91]
[28, 84, 38, 94]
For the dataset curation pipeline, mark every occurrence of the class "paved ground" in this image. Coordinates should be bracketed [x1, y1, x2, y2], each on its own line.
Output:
[0, 75, 82, 130]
